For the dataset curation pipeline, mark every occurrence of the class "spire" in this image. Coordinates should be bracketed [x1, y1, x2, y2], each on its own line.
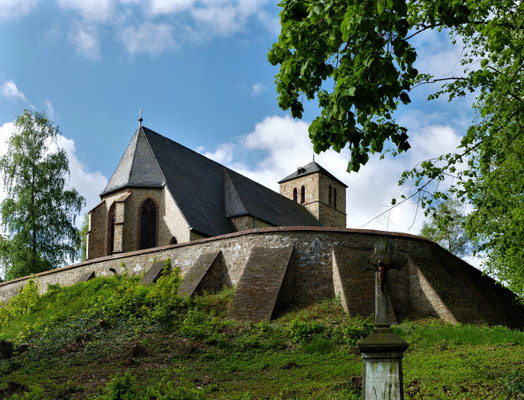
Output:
[139, 108, 143, 128]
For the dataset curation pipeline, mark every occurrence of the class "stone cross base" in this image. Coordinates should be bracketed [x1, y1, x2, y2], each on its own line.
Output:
[358, 325, 409, 400]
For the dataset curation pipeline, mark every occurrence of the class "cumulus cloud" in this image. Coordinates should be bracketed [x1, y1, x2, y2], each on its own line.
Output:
[200, 115, 465, 236]
[1, 80, 31, 105]
[57, 0, 113, 21]
[0, 0, 39, 23]
[149, 0, 195, 15]
[49, 0, 276, 58]
[69, 23, 100, 60]
[121, 22, 177, 56]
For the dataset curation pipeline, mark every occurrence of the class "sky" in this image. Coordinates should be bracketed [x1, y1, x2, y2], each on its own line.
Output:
[0, 0, 477, 262]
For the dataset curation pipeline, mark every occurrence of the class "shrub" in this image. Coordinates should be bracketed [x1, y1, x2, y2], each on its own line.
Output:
[339, 316, 374, 346]
[0, 280, 40, 327]
[100, 372, 139, 400]
[287, 318, 326, 344]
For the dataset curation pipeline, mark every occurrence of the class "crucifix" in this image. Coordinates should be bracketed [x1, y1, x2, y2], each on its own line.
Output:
[359, 238, 407, 326]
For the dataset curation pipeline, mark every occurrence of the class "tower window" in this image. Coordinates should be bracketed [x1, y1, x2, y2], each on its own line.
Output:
[169, 236, 177, 245]
[334, 188, 337, 208]
[328, 185, 332, 206]
[293, 188, 297, 202]
[300, 185, 305, 204]
[140, 199, 157, 250]
[108, 204, 116, 255]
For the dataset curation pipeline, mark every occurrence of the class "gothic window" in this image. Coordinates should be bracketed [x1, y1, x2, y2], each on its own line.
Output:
[293, 188, 298, 202]
[169, 236, 177, 245]
[328, 185, 332, 205]
[108, 204, 116, 255]
[300, 185, 305, 204]
[333, 188, 337, 208]
[140, 199, 157, 250]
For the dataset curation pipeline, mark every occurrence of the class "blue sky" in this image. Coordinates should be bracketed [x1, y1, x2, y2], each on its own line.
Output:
[0, 0, 476, 247]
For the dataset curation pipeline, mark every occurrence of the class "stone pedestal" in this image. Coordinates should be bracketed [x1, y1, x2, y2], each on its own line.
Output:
[358, 325, 409, 400]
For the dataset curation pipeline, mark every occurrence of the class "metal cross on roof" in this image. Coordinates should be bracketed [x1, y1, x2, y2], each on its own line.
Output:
[139, 108, 143, 127]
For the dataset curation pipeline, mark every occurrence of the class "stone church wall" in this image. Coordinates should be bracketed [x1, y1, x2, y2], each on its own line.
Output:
[2, 227, 523, 328]
[88, 187, 191, 259]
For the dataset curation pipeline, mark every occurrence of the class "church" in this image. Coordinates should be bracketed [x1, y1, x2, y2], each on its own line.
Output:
[86, 122, 348, 260]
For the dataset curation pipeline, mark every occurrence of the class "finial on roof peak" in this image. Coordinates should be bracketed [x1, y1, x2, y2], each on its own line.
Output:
[139, 108, 143, 128]
[313, 151, 315, 162]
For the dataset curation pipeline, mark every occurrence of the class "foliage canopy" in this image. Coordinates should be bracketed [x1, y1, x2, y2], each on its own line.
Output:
[0, 110, 85, 280]
[269, 0, 523, 297]
[420, 198, 471, 257]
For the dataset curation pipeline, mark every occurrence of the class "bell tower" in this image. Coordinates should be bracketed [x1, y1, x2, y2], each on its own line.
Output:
[279, 162, 347, 227]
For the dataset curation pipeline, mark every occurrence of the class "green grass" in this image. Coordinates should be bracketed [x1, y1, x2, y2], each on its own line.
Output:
[0, 270, 523, 399]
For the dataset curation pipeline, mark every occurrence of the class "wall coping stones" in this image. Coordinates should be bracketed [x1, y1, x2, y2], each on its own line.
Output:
[0, 226, 480, 290]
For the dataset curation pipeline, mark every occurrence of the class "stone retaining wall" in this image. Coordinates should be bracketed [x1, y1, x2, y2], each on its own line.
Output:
[1, 227, 523, 327]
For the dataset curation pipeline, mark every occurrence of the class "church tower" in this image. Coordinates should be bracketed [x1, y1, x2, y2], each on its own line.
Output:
[279, 162, 347, 227]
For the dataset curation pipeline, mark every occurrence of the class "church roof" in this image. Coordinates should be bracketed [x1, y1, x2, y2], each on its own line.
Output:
[102, 126, 320, 237]
[278, 161, 348, 187]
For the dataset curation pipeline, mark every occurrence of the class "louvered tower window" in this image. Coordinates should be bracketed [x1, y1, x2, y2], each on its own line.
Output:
[300, 185, 305, 204]
[140, 199, 157, 249]
[293, 188, 298, 202]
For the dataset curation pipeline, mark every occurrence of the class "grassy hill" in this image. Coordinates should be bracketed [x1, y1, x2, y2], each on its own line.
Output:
[0, 264, 523, 399]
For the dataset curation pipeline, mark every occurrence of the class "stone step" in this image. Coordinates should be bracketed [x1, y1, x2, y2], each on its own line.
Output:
[178, 250, 222, 298]
[228, 246, 294, 322]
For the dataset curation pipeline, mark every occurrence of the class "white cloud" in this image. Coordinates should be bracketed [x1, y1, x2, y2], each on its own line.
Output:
[57, 0, 113, 21]
[121, 22, 177, 56]
[149, 0, 195, 15]
[204, 143, 235, 164]
[199, 115, 466, 236]
[69, 23, 100, 60]
[0, 0, 39, 22]
[55, 135, 108, 217]
[45, 99, 55, 120]
[1, 80, 31, 104]
[251, 82, 266, 96]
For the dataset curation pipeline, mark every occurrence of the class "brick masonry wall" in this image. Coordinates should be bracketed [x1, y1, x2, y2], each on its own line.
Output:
[2, 227, 523, 327]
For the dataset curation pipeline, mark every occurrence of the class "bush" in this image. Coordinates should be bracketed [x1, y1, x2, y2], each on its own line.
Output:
[287, 318, 326, 344]
[100, 372, 139, 400]
[339, 316, 374, 346]
[0, 280, 40, 327]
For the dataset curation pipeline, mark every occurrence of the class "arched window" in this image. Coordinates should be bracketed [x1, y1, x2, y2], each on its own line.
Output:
[292, 188, 298, 202]
[328, 185, 333, 205]
[333, 188, 337, 208]
[140, 199, 157, 250]
[300, 185, 305, 204]
[169, 237, 178, 245]
[108, 204, 116, 255]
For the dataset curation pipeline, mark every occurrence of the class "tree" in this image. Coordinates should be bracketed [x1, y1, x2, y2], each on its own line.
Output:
[0, 110, 85, 281]
[269, 0, 523, 297]
[420, 198, 471, 257]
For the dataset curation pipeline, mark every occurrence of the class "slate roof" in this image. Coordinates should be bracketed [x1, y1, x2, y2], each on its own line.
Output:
[278, 161, 348, 187]
[102, 126, 320, 237]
